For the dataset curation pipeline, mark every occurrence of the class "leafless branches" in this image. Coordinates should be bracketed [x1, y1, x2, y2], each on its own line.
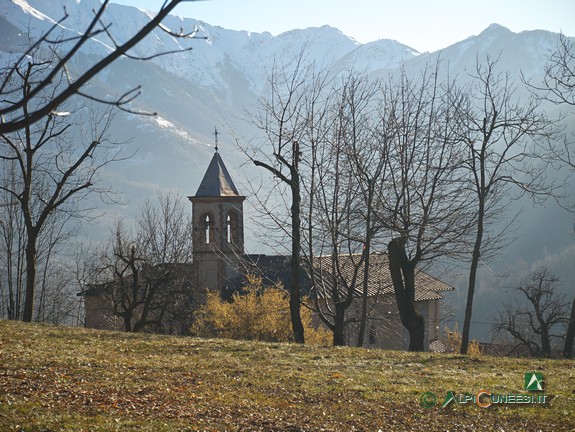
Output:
[304, 72, 382, 346]
[459, 55, 562, 354]
[245, 53, 332, 344]
[0, 0, 203, 133]
[90, 192, 195, 333]
[0, 1, 206, 323]
[529, 33, 575, 108]
[0, 45, 128, 322]
[492, 268, 568, 357]
[246, 48, 565, 353]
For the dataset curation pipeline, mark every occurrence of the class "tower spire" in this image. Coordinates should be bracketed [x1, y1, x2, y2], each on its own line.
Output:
[213, 127, 219, 152]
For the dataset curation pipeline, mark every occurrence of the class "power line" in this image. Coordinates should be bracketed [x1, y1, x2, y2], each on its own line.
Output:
[446, 319, 498, 326]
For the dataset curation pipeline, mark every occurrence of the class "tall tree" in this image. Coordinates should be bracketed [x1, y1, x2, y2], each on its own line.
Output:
[0, 164, 27, 320]
[0, 52, 123, 322]
[1, 154, 82, 323]
[338, 74, 387, 347]
[247, 55, 329, 344]
[459, 55, 560, 354]
[1, 2, 203, 323]
[306, 91, 365, 346]
[377, 65, 472, 351]
[533, 33, 575, 358]
[304, 72, 384, 346]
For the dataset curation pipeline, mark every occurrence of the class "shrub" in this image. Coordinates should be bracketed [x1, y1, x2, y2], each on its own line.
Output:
[445, 323, 482, 356]
[191, 274, 331, 345]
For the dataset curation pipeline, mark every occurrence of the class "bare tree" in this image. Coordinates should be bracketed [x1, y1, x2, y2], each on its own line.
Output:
[0, 46, 129, 322]
[331, 74, 388, 347]
[376, 65, 472, 351]
[92, 193, 195, 333]
[306, 95, 365, 346]
[307, 64, 471, 351]
[533, 33, 575, 358]
[0, 0, 203, 134]
[492, 268, 568, 357]
[458, 55, 561, 354]
[0, 217, 24, 317]
[0, 2, 206, 323]
[565, 289, 575, 359]
[304, 72, 384, 346]
[0, 166, 26, 320]
[246, 55, 330, 344]
[0, 157, 83, 324]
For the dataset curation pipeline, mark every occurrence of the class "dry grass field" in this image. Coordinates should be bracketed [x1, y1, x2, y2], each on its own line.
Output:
[0, 320, 574, 431]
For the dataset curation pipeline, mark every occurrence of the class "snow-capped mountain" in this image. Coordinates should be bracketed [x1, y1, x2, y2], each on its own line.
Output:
[1, 1, 574, 338]
[1, 1, 567, 160]
[1, 1, 416, 92]
[0, 0, 425, 200]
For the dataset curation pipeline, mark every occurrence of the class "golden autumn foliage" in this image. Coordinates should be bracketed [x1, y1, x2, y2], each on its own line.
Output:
[445, 324, 482, 356]
[190, 274, 331, 345]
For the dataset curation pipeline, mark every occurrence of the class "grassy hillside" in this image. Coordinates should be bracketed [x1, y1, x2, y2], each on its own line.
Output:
[0, 320, 573, 431]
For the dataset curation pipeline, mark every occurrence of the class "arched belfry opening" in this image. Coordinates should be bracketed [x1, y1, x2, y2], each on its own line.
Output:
[203, 213, 214, 244]
[226, 211, 240, 244]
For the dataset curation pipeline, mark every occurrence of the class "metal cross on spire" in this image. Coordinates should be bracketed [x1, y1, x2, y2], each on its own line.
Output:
[213, 126, 219, 152]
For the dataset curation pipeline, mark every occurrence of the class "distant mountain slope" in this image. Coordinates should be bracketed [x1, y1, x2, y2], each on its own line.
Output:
[2, 1, 574, 340]
[1, 0, 572, 239]
[0, 0, 425, 201]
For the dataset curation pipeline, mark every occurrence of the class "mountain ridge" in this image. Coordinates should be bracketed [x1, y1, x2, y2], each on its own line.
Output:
[2, 1, 575, 339]
[1, 0, 572, 248]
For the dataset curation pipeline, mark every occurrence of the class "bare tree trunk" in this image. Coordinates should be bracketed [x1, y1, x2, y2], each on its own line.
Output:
[564, 296, 575, 358]
[253, 147, 305, 344]
[459, 55, 560, 354]
[290, 153, 305, 344]
[388, 238, 425, 352]
[356, 192, 372, 347]
[356, 246, 370, 347]
[23, 232, 38, 322]
[333, 304, 346, 346]
[540, 319, 552, 357]
[461, 205, 484, 354]
[0, 198, 26, 320]
[123, 311, 133, 332]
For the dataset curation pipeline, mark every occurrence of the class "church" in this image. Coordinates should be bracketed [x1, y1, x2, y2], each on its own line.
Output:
[82, 145, 454, 351]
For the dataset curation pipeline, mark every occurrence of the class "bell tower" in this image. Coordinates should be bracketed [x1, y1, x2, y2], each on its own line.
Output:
[189, 129, 245, 293]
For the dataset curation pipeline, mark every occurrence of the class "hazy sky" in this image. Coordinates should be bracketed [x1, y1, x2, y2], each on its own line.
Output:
[111, 0, 575, 53]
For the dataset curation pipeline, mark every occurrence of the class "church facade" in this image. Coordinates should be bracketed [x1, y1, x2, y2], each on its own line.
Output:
[82, 148, 453, 350]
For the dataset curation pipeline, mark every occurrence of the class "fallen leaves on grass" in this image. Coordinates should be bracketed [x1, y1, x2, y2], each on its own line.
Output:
[0, 321, 574, 431]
